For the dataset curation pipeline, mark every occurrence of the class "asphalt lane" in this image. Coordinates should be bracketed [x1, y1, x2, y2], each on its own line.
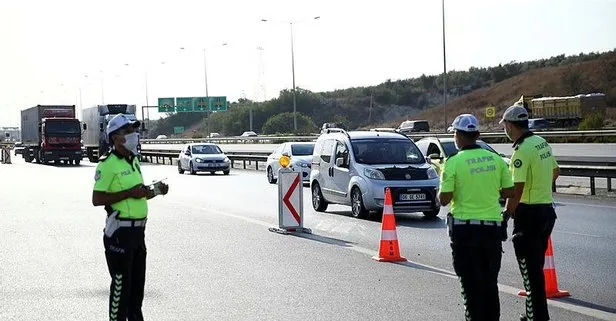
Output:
[1, 158, 615, 320]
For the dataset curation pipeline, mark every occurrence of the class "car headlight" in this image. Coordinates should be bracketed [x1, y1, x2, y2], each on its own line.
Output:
[295, 162, 309, 168]
[427, 167, 439, 179]
[195, 158, 203, 163]
[364, 168, 385, 180]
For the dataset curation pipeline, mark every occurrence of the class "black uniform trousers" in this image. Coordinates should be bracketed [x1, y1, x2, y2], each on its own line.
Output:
[513, 203, 557, 321]
[451, 223, 503, 321]
[103, 226, 147, 321]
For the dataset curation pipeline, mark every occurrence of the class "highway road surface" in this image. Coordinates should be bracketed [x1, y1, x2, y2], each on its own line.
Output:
[143, 143, 616, 159]
[1, 158, 616, 321]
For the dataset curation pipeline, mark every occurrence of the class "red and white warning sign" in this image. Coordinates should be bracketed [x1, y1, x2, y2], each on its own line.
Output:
[269, 167, 311, 234]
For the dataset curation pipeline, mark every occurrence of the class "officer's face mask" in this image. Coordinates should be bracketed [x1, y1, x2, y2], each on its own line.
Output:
[453, 131, 461, 149]
[123, 132, 140, 155]
[504, 123, 513, 141]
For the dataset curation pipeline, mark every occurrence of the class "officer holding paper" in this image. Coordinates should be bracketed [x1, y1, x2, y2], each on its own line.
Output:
[91, 113, 168, 321]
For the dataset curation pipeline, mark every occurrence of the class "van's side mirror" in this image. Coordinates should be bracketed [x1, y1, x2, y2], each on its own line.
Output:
[82, 123, 87, 130]
[184, 150, 191, 156]
[99, 123, 103, 132]
[428, 153, 442, 161]
[336, 157, 345, 167]
[282, 152, 290, 157]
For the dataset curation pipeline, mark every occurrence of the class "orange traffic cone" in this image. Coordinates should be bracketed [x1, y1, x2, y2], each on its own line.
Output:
[518, 236, 570, 298]
[372, 188, 407, 262]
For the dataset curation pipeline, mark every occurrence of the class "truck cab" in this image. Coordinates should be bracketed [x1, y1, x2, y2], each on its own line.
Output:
[21, 105, 83, 165]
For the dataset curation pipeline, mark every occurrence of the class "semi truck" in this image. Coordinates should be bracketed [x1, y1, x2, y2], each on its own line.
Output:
[515, 93, 606, 128]
[82, 104, 141, 162]
[20, 105, 83, 165]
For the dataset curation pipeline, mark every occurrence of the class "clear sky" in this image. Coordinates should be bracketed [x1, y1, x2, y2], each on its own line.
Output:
[1, 0, 615, 127]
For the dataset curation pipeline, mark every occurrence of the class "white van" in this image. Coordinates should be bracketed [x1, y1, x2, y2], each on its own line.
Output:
[310, 128, 441, 219]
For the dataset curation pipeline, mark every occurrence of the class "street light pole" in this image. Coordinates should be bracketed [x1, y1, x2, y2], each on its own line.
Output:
[99, 70, 105, 104]
[290, 22, 297, 132]
[442, 0, 448, 131]
[179, 44, 227, 137]
[79, 87, 82, 116]
[203, 48, 211, 137]
[144, 69, 150, 131]
[203, 48, 209, 98]
[261, 16, 319, 133]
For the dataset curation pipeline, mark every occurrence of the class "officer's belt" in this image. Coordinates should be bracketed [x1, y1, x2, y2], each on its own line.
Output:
[117, 219, 147, 227]
[453, 218, 501, 227]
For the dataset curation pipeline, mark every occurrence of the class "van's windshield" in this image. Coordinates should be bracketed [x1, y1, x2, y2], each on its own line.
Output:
[351, 139, 424, 165]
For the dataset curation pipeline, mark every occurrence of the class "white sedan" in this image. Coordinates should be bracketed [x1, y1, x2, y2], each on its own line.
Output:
[177, 143, 231, 175]
[266, 142, 315, 184]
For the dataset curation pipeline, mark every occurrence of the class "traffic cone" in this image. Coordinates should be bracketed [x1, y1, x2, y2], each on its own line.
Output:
[518, 236, 570, 298]
[372, 188, 407, 262]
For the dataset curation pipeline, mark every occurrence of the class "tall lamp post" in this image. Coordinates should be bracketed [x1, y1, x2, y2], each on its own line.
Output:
[442, 0, 448, 131]
[261, 16, 320, 132]
[180, 43, 227, 137]
[99, 70, 105, 104]
[124, 61, 166, 132]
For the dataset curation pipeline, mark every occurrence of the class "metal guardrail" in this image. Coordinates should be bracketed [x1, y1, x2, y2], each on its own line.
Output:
[140, 150, 615, 196]
[141, 130, 616, 145]
[557, 165, 616, 195]
[142, 147, 616, 167]
[141, 135, 318, 144]
[141, 151, 268, 171]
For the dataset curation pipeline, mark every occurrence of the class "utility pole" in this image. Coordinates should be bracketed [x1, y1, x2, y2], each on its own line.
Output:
[442, 0, 448, 132]
[369, 90, 374, 124]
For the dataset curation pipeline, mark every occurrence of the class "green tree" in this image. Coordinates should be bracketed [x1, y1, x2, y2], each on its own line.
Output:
[578, 112, 605, 130]
[261, 112, 316, 135]
[563, 69, 582, 94]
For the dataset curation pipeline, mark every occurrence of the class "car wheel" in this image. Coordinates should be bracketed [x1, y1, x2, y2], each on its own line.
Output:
[178, 162, 184, 174]
[311, 183, 328, 212]
[422, 209, 440, 218]
[210, 171, 215, 175]
[75, 159, 81, 166]
[267, 167, 277, 184]
[223, 170, 230, 175]
[189, 162, 196, 175]
[351, 187, 369, 219]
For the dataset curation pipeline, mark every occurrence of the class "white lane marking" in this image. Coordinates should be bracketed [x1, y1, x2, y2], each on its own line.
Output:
[169, 200, 616, 321]
[556, 201, 616, 210]
[553, 230, 607, 238]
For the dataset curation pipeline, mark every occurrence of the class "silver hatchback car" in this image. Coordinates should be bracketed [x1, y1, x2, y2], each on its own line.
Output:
[309, 129, 441, 218]
[177, 143, 231, 175]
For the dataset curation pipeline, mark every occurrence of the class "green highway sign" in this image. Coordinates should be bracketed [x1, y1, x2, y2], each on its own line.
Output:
[176, 97, 196, 112]
[209, 96, 227, 112]
[158, 96, 228, 112]
[157, 97, 175, 112]
[173, 126, 185, 134]
[194, 97, 209, 112]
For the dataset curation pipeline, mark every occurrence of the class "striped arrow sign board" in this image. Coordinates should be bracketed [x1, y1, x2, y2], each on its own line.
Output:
[269, 168, 311, 235]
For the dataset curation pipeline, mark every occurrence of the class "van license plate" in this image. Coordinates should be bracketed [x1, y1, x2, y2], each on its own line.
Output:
[399, 193, 426, 201]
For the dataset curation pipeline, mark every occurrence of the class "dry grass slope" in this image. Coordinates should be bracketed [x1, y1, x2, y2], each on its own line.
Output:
[385, 51, 616, 131]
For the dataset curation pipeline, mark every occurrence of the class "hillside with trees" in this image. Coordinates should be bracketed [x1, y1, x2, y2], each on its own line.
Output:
[148, 49, 616, 137]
